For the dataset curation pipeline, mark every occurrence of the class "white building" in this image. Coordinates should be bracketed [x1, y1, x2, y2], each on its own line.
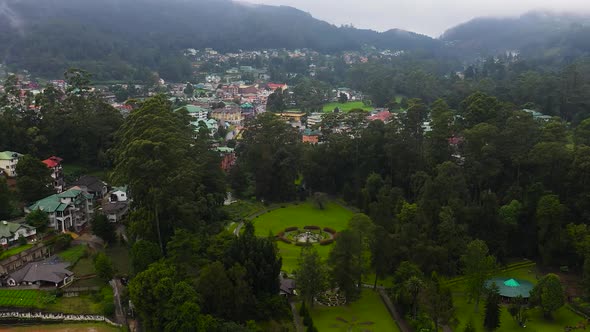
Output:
[0, 151, 22, 177]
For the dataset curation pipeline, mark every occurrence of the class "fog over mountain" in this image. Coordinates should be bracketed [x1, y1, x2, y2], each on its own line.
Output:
[1, 0, 590, 79]
[248, 0, 590, 36]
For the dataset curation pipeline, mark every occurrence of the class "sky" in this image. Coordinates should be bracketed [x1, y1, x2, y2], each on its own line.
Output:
[246, 0, 590, 37]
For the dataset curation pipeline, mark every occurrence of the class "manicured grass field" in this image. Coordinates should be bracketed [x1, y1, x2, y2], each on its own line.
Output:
[322, 101, 372, 113]
[0, 289, 41, 308]
[0, 244, 33, 260]
[58, 245, 87, 264]
[253, 202, 354, 273]
[450, 262, 586, 332]
[310, 289, 400, 332]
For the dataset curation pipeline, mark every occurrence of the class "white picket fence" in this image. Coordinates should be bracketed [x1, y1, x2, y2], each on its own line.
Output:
[0, 311, 122, 327]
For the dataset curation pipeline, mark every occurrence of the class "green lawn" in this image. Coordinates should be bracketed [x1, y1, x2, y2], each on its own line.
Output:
[0, 289, 42, 308]
[310, 289, 400, 332]
[323, 101, 372, 113]
[58, 245, 88, 264]
[105, 245, 131, 276]
[63, 163, 109, 181]
[0, 244, 33, 260]
[253, 202, 354, 273]
[451, 263, 586, 332]
[46, 295, 104, 315]
[71, 257, 95, 276]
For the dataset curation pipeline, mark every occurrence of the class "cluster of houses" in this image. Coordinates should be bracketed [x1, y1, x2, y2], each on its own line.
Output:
[0, 152, 131, 234]
[0, 152, 133, 288]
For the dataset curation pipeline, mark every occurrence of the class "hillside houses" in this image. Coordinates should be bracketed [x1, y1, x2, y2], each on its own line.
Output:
[42, 156, 65, 193]
[25, 187, 94, 233]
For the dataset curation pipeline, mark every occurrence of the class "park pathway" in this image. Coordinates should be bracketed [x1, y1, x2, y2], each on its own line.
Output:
[376, 287, 412, 332]
[289, 301, 303, 332]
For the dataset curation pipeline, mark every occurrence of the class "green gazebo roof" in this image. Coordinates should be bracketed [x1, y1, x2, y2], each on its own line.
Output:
[486, 277, 534, 298]
[504, 279, 520, 287]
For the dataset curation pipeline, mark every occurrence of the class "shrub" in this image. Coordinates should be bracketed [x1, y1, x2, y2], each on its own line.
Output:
[295, 242, 311, 247]
[277, 231, 285, 237]
[319, 239, 334, 245]
[323, 227, 337, 234]
[52, 233, 73, 251]
[285, 226, 298, 232]
[304, 225, 320, 230]
[333, 232, 340, 239]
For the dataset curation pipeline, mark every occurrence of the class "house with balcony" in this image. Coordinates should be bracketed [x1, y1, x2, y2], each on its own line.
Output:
[0, 221, 36, 247]
[25, 187, 94, 233]
[42, 156, 65, 193]
[0, 151, 22, 178]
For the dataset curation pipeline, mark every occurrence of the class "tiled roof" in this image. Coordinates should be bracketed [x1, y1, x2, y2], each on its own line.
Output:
[9, 257, 73, 284]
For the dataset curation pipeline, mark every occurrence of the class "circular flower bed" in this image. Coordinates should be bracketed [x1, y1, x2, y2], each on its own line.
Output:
[316, 288, 347, 306]
[276, 226, 337, 246]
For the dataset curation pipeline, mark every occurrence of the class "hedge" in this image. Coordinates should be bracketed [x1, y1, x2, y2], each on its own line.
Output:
[319, 239, 334, 245]
[285, 226, 299, 232]
[323, 227, 337, 234]
[295, 242, 312, 247]
[304, 225, 320, 230]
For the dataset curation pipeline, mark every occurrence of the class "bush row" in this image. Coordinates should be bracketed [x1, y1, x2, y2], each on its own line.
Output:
[284, 226, 298, 232]
[323, 227, 337, 234]
[319, 239, 334, 246]
[304, 225, 320, 230]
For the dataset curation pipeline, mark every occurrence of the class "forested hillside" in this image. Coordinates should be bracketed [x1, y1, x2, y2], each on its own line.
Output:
[0, 0, 436, 79]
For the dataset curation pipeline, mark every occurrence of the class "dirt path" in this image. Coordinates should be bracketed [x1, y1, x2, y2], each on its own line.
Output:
[109, 279, 126, 326]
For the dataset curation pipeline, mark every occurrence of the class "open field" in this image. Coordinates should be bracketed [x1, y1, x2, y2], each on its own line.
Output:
[58, 245, 87, 264]
[310, 289, 399, 332]
[46, 295, 104, 315]
[253, 202, 353, 273]
[0, 290, 41, 308]
[450, 262, 586, 332]
[323, 101, 372, 113]
[105, 245, 131, 276]
[0, 245, 33, 260]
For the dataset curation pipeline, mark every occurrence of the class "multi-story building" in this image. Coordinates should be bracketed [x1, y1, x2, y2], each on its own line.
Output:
[0, 151, 22, 178]
[25, 187, 94, 233]
[211, 108, 244, 126]
[42, 156, 65, 193]
[175, 105, 209, 122]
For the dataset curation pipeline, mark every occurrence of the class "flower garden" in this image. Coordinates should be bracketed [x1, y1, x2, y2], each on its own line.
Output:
[253, 201, 353, 273]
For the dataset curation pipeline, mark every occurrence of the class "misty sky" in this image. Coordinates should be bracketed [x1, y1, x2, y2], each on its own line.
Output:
[246, 0, 590, 36]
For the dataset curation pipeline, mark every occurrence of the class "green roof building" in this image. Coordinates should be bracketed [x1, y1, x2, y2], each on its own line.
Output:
[0, 220, 36, 247]
[26, 187, 94, 233]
